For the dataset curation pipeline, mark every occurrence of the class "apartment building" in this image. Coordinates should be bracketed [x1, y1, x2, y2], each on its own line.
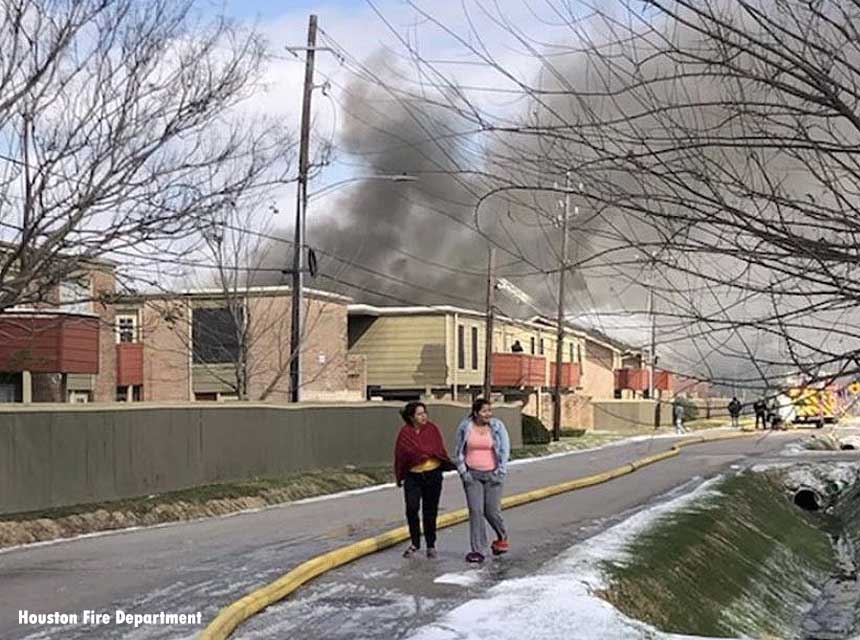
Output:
[347, 304, 647, 428]
[0, 261, 360, 402]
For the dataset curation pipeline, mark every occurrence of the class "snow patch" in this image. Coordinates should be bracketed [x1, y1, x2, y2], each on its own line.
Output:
[434, 572, 483, 587]
[405, 477, 729, 640]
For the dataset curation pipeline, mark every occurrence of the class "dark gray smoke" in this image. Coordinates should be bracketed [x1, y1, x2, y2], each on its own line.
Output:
[254, 2, 860, 393]
[261, 51, 600, 320]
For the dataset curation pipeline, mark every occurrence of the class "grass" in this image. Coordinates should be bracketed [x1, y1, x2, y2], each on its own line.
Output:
[600, 471, 835, 638]
[0, 465, 394, 524]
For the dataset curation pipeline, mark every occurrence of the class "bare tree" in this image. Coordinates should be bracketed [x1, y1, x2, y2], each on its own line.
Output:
[0, 0, 291, 310]
[136, 201, 352, 402]
[324, 0, 860, 395]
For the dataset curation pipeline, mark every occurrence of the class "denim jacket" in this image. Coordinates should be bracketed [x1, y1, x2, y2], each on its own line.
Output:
[455, 416, 511, 478]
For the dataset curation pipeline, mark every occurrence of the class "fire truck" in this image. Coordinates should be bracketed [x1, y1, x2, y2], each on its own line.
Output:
[787, 385, 839, 427]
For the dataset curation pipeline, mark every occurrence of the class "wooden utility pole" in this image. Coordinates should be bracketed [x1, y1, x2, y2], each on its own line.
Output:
[552, 172, 571, 441]
[289, 15, 318, 403]
[483, 247, 496, 400]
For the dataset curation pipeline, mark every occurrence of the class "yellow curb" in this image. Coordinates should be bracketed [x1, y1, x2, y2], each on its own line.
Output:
[198, 430, 759, 639]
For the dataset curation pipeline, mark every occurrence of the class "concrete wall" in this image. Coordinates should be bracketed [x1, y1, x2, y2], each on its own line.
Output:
[0, 401, 522, 515]
[591, 399, 672, 432]
[690, 396, 734, 419]
[521, 391, 593, 430]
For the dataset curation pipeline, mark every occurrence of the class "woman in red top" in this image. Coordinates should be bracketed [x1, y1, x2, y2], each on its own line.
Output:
[394, 402, 455, 558]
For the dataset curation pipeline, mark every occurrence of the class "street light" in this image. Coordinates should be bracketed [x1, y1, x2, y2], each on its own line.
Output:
[289, 172, 418, 402]
[307, 173, 418, 201]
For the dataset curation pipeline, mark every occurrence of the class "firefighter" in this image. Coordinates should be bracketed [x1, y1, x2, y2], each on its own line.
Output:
[753, 398, 767, 430]
[727, 396, 742, 428]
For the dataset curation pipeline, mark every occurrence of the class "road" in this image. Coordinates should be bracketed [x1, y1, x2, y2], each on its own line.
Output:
[0, 430, 813, 640]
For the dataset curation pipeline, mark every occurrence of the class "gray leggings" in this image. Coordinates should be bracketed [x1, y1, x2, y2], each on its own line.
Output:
[463, 469, 507, 554]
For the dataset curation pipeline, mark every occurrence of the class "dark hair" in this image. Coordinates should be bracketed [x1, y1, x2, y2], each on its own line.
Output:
[471, 398, 491, 418]
[401, 401, 427, 425]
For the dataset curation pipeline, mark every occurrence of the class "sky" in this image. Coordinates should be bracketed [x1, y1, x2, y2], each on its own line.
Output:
[208, 0, 665, 351]
[205, 1, 789, 384]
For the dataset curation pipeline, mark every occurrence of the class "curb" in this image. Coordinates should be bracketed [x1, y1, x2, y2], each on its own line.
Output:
[198, 430, 758, 639]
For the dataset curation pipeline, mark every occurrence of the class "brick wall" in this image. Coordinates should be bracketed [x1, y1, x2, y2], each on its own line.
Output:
[581, 340, 616, 401]
[141, 300, 191, 401]
[90, 268, 116, 402]
[245, 294, 291, 401]
[347, 354, 367, 396]
[246, 295, 349, 401]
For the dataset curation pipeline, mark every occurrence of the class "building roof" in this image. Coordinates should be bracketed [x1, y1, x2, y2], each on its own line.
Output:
[117, 285, 352, 305]
[348, 304, 631, 353]
[1, 307, 99, 319]
[528, 316, 641, 354]
[0, 240, 118, 269]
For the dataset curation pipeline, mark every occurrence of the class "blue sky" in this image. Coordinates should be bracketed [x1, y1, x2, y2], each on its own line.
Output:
[220, 0, 361, 21]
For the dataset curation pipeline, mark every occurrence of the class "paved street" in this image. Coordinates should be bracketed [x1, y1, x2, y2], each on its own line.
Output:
[1, 431, 812, 639]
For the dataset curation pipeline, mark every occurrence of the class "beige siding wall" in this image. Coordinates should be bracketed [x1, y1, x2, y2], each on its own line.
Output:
[452, 315, 485, 386]
[351, 312, 604, 394]
[350, 315, 447, 388]
[192, 364, 235, 394]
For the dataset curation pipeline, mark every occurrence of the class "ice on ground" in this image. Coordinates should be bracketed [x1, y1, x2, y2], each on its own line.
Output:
[405, 478, 730, 640]
[434, 572, 483, 587]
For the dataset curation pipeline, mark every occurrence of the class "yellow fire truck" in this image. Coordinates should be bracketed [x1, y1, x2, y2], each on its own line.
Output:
[787, 386, 838, 427]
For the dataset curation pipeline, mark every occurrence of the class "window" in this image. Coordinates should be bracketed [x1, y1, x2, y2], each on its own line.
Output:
[116, 386, 142, 401]
[0, 373, 21, 403]
[530, 337, 535, 355]
[192, 306, 244, 364]
[68, 390, 91, 403]
[60, 279, 91, 314]
[539, 338, 545, 355]
[116, 313, 139, 343]
[471, 327, 479, 370]
[570, 343, 575, 363]
[457, 325, 465, 369]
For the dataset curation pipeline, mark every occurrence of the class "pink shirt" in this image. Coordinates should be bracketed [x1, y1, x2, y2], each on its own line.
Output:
[465, 426, 496, 471]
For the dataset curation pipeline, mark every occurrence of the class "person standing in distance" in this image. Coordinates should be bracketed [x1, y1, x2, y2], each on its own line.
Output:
[455, 398, 511, 563]
[727, 396, 742, 429]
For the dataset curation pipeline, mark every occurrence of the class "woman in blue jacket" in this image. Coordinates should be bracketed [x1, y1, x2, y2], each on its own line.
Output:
[455, 398, 511, 563]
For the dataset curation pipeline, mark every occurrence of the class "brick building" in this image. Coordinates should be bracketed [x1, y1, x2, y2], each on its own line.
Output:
[0, 260, 358, 403]
[116, 286, 357, 402]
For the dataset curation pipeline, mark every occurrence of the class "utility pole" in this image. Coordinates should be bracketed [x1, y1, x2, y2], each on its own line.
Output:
[648, 257, 658, 428]
[289, 15, 317, 403]
[552, 172, 571, 442]
[648, 258, 657, 399]
[483, 247, 496, 400]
